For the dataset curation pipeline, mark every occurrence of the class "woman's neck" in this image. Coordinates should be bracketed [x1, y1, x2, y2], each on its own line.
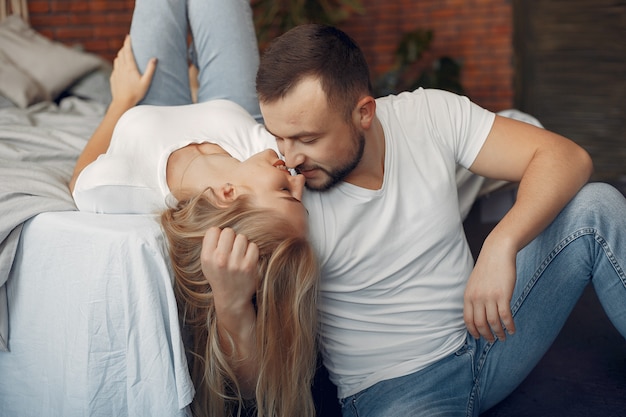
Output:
[167, 143, 238, 201]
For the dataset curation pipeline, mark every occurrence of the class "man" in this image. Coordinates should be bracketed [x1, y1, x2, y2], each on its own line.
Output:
[207, 24, 626, 416]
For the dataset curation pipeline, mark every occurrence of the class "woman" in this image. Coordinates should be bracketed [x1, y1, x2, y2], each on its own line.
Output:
[69, 0, 319, 416]
[162, 194, 318, 417]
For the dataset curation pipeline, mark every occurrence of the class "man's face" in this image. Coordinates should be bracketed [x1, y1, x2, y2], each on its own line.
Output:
[260, 77, 364, 191]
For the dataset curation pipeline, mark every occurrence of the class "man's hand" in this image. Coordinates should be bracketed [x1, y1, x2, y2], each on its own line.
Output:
[110, 35, 157, 109]
[463, 241, 517, 343]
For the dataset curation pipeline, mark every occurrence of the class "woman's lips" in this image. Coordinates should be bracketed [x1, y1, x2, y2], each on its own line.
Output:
[273, 160, 288, 170]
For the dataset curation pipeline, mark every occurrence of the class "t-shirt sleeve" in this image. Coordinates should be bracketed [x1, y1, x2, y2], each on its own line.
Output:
[72, 153, 166, 214]
[72, 105, 170, 214]
[421, 89, 496, 169]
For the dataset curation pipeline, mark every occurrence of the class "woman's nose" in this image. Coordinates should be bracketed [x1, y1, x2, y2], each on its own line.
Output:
[289, 174, 305, 201]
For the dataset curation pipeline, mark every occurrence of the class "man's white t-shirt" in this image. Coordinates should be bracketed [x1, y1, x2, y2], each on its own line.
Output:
[302, 88, 496, 398]
[73, 100, 277, 214]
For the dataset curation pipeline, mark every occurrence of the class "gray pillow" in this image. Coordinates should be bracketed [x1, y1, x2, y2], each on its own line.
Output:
[0, 48, 46, 107]
[0, 15, 103, 107]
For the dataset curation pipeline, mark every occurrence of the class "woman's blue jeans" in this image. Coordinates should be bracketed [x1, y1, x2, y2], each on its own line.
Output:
[340, 182, 626, 417]
[128, 0, 262, 122]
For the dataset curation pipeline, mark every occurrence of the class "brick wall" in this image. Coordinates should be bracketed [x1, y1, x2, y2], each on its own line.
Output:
[26, 0, 513, 111]
[339, 0, 514, 111]
[28, 0, 134, 61]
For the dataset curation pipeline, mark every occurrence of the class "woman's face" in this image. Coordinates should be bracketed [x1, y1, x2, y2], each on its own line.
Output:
[232, 149, 308, 234]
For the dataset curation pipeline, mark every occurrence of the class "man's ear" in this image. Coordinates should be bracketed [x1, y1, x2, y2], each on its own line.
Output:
[207, 183, 237, 208]
[354, 96, 376, 130]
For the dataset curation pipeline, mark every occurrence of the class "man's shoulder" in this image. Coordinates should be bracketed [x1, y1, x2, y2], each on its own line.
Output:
[376, 87, 461, 102]
[376, 88, 459, 114]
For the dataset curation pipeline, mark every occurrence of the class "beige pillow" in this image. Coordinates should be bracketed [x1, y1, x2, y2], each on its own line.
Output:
[0, 15, 103, 107]
[0, 48, 47, 107]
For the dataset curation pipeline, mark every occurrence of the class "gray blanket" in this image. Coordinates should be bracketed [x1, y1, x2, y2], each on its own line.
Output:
[0, 97, 105, 351]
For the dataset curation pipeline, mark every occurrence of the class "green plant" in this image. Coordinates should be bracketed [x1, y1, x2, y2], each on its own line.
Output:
[252, 0, 365, 50]
[250, 2, 464, 97]
[373, 28, 464, 97]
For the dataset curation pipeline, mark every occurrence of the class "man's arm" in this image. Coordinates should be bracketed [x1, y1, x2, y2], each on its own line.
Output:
[69, 35, 156, 192]
[463, 115, 593, 342]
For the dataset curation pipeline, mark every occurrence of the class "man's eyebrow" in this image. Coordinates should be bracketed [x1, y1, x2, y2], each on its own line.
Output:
[265, 127, 319, 141]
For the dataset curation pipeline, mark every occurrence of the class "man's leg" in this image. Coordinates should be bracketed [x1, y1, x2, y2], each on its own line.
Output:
[476, 182, 626, 413]
[339, 343, 475, 417]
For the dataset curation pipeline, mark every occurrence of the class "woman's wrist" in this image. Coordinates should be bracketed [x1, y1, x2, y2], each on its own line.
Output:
[214, 299, 256, 343]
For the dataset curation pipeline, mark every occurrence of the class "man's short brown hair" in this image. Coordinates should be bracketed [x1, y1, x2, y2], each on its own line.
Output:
[256, 24, 372, 121]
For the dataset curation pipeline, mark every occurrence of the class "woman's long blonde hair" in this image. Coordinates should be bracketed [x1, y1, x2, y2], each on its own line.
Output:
[161, 193, 319, 417]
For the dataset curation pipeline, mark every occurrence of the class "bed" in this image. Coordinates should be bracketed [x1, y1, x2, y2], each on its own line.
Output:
[0, 15, 194, 416]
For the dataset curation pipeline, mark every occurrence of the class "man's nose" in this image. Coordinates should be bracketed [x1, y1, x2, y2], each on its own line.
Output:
[281, 140, 305, 169]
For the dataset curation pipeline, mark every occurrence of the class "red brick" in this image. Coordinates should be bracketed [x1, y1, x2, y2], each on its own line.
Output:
[49, 1, 89, 13]
[24, 0, 513, 110]
[27, 1, 50, 14]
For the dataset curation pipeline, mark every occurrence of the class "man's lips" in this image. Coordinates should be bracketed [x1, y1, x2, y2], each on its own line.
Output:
[298, 167, 317, 178]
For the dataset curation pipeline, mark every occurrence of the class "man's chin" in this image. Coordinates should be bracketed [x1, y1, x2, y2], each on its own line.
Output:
[304, 179, 328, 191]
[301, 167, 344, 191]
[305, 176, 340, 192]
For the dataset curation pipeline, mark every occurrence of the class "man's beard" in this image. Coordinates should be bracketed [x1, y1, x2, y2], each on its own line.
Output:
[304, 128, 366, 192]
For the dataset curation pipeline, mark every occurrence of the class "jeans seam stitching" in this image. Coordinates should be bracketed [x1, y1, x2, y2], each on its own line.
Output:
[593, 231, 626, 289]
[510, 227, 593, 316]
[470, 227, 594, 416]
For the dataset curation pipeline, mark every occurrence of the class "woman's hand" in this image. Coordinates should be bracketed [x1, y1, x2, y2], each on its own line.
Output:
[200, 227, 260, 395]
[110, 34, 157, 109]
[69, 35, 157, 192]
[201, 227, 259, 312]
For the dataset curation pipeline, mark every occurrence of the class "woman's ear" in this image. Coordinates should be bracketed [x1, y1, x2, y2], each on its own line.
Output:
[206, 183, 237, 208]
[354, 96, 376, 130]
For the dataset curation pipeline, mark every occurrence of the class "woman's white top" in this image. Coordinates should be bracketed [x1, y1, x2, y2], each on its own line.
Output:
[73, 100, 276, 214]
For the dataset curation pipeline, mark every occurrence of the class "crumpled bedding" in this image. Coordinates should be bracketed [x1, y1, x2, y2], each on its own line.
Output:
[0, 96, 105, 351]
[0, 94, 194, 414]
[0, 210, 194, 416]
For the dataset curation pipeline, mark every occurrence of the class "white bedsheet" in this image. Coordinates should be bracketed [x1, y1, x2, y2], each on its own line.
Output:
[0, 211, 194, 417]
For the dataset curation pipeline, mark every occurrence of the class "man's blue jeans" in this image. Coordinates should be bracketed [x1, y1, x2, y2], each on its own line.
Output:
[340, 182, 626, 417]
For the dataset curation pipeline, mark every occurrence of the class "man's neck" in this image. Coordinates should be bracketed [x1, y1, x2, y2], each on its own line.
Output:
[344, 116, 386, 190]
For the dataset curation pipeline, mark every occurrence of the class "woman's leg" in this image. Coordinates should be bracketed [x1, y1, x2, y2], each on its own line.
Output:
[188, 0, 262, 122]
[475, 182, 626, 413]
[129, 0, 192, 105]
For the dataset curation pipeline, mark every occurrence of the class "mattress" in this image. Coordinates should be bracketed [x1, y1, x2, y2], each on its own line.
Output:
[0, 210, 194, 417]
